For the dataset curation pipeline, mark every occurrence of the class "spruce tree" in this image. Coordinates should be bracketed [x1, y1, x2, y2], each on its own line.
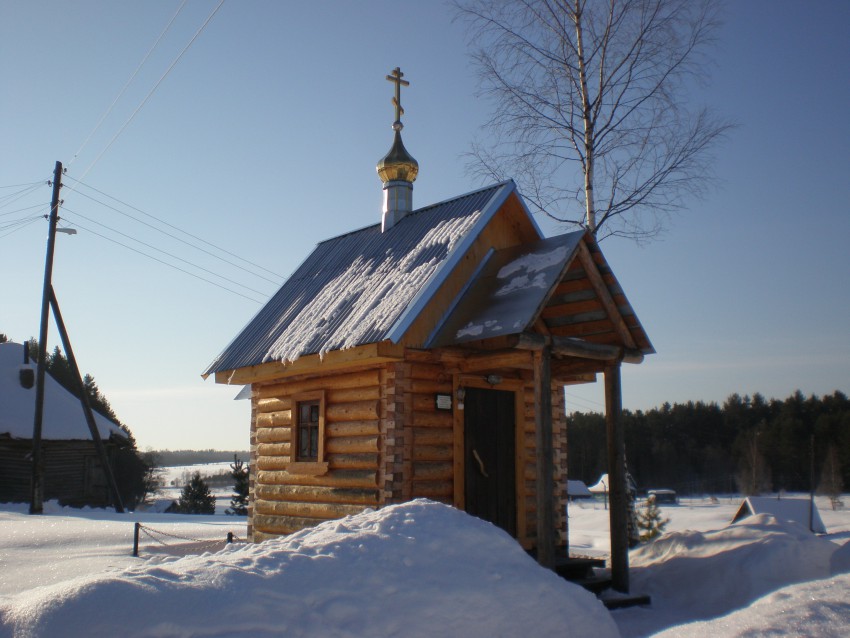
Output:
[226, 455, 249, 516]
[637, 497, 670, 542]
[177, 472, 216, 515]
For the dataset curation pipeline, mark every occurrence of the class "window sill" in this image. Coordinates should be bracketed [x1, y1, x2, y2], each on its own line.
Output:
[286, 461, 329, 476]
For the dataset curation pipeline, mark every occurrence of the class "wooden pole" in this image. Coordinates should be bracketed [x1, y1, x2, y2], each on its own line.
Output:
[49, 286, 125, 513]
[30, 161, 63, 515]
[605, 363, 629, 592]
[133, 522, 141, 557]
[534, 346, 554, 567]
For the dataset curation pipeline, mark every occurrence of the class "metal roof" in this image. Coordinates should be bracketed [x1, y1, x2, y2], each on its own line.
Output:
[204, 182, 515, 375]
[426, 232, 585, 348]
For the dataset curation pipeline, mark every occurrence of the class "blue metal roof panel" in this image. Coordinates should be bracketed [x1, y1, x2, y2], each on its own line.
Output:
[426, 232, 585, 348]
[204, 182, 511, 375]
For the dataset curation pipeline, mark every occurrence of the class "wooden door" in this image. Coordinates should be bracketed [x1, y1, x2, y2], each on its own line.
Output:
[464, 387, 516, 536]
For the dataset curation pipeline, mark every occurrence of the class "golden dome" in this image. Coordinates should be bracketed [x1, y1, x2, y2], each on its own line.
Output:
[377, 128, 419, 183]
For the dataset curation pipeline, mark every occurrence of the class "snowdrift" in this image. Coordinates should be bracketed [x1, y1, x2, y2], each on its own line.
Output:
[0, 500, 617, 638]
[615, 513, 850, 637]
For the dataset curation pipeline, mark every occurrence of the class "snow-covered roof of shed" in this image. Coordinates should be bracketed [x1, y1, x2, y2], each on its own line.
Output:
[205, 181, 521, 375]
[426, 232, 584, 347]
[0, 342, 126, 441]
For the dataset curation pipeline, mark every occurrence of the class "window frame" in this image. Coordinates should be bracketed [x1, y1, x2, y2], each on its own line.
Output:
[288, 390, 328, 475]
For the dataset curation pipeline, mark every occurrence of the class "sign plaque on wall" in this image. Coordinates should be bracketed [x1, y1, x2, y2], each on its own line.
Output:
[435, 393, 452, 411]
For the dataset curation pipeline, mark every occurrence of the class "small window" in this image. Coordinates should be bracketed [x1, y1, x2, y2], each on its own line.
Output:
[296, 400, 320, 461]
[289, 391, 327, 475]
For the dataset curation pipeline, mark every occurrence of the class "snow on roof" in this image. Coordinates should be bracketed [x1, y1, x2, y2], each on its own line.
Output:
[204, 182, 518, 375]
[426, 231, 583, 347]
[0, 342, 125, 441]
[732, 496, 826, 534]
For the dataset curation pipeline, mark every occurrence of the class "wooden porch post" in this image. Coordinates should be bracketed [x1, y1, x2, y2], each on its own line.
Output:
[605, 363, 629, 592]
[534, 346, 554, 567]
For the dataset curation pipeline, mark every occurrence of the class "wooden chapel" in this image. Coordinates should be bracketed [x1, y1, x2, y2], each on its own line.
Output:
[204, 68, 653, 592]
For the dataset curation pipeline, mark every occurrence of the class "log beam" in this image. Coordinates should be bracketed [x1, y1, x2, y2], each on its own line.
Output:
[534, 346, 555, 568]
[605, 363, 629, 593]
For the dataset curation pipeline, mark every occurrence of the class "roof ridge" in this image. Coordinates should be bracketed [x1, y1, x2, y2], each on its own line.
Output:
[316, 180, 514, 246]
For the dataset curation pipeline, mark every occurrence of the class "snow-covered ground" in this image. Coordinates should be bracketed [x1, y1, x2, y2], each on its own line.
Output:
[0, 495, 848, 637]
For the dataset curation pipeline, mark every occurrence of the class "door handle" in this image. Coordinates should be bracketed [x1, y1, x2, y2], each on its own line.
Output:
[472, 449, 489, 478]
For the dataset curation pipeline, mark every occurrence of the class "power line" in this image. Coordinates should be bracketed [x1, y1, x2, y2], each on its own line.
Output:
[75, 0, 227, 181]
[69, 0, 190, 167]
[66, 177, 283, 281]
[61, 206, 274, 298]
[58, 215, 265, 304]
[0, 216, 42, 240]
[0, 182, 46, 210]
[0, 202, 50, 219]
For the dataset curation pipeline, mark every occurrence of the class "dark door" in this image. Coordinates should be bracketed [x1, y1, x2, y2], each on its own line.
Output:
[464, 387, 516, 536]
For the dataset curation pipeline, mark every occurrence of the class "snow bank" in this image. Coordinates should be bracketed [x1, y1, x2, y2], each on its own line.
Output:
[0, 500, 617, 638]
[654, 573, 850, 638]
[614, 513, 848, 637]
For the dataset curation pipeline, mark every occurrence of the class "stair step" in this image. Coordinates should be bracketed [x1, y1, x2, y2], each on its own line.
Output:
[601, 593, 652, 610]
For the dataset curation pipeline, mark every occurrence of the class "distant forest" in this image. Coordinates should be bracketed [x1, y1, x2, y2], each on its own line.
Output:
[152, 449, 250, 467]
[569, 391, 849, 496]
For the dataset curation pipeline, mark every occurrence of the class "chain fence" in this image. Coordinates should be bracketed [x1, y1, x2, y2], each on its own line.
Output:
[132, 522, 246, 557]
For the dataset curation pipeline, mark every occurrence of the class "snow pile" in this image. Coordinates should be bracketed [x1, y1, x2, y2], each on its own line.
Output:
[0, 500, 616, 638]
[614, 512, 850, 637]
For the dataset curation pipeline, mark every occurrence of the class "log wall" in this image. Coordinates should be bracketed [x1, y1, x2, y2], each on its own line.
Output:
[246, 352, 569, 551]
[249, 368, 382, 542]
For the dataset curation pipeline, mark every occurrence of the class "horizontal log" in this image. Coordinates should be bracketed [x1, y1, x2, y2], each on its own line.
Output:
[409, 362, 448, 380]
[412, 393, 439, 411]
[253, 514, 323, 535]
[255, 410, 292, 427]
[256, 456, 292, 471]
[255, 427, 292, 444]
[256, 397, 290, 413]
[411, 480, 452, 498]
[257, 442, 291, 458]
[325, 435, 379, 455]
[255, 499, 368, 520]
[411, 380, 452, 394]
[258, 369, 380, 399]
[412, 461, 453, 481]
[257, 469, 377, 489]
[460, 350, 534, 372]
[326, 420, 379, 438]
[413, 427, 453, 446]
[412, 410, 452, 428]
[412, 445, 453, 462]
[327, 453, 379, 470]
[326, 400, 380, 423]
[327, 386, 381, 403]
[255, 483, 378, 505]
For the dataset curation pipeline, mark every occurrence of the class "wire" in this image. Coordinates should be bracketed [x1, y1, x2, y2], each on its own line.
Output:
[0, 202, 50, 218]
[0, 181, 45, 189]
[59, 215, 265, 304]
[0, 182, 46, 209]
[0, 216, 42, 240]
[75, 0, 227, 180]
[66, 177, 283, 281]
[69, 0, 189, 167]
[61, 206, 273, 298]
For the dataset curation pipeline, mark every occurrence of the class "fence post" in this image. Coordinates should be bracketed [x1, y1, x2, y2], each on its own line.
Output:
[227, 531, 234, 544]
[133, 522, 140, 557]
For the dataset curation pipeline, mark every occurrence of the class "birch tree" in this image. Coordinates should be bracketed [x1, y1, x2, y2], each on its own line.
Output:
[456, 0, 731, 242]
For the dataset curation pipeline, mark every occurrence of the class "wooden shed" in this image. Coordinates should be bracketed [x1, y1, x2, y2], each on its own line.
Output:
[204, 70, 653, 591]
[0, 341, 128, 507]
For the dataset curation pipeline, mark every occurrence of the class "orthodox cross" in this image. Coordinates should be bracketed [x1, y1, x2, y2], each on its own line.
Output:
[386, 67, 409, 124]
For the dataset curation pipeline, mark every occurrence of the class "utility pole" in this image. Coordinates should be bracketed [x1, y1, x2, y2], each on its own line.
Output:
[30, 161, 63, 514]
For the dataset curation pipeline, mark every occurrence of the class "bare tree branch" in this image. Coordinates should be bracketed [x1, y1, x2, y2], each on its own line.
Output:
[455, 0, 733, 242]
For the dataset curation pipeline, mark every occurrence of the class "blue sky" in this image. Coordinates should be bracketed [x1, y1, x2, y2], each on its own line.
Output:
[1, 1, 848, 450]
